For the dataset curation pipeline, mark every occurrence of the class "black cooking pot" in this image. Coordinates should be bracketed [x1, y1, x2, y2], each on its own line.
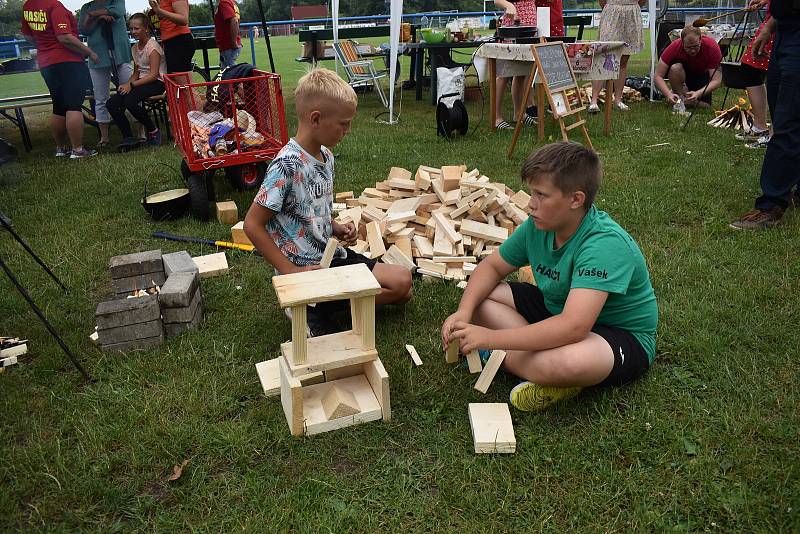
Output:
[142, 188, 191, 221]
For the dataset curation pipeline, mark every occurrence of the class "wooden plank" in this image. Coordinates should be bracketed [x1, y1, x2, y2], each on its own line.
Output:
[415, 167, 432, 190]
[417, 258, 447, 275]
[335, 191, 354, 200]
[510, 190, 531, 210]
[281, 329, 378, 376]
[466, 349, 483, 374]
[382, 245, 416, 271]
[459, 219, 509, 243]
[301, 375, 383, 435]
[446, 339, 459, 363]
[324, 362, 364, 381]
[384, 210, 416, 225]
[413, 235, 434, 258]
[256, 358, 323, 397]
[387, 196, 422, 214]
[216, 201, 238, 224]
[359, 295, 376, 350]
[443, 189, 461, 206]
[362, 205, 387, 222]
[387, 166, 412, 181]
[359, 197, 393, 211]
[395, 236, 413, 259]
[320, 238, 339, 269]
[432, 225, 455, 256]
[432, 256, 476, 263]
[468, 403, 516, 453]
[431, 177, 447, 204]
[405, 344, 423, 366]
[387, 178, 417, 190]
[363, 357, 391, 421]
[432, 212, 461, 244]
[474, 350, 506, 393]
[366, 221, 386, 258]
[291, 305, 307, 364]
[272, 263, 381, 307]
[193, 252, 229, 278]
[441, 165, 462, 191]
[279, 357, 304, 436]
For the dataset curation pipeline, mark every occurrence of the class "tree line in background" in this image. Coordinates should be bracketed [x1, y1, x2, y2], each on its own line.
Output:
[1, 0, 742, 40]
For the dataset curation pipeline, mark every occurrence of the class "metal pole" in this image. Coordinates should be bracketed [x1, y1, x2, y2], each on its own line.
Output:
[0, 213, 67, 292]
[0, 255, 91, 381]
[254, 0, 276, 72]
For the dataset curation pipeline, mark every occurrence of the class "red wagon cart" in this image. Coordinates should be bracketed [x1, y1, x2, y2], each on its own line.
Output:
[164, 69, 288, 219]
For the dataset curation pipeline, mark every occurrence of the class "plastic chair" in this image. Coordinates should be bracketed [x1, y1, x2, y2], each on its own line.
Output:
[333, 40, 389, 107]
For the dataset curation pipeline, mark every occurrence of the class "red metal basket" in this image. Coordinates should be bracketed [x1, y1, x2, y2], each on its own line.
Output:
[164, 70, 288, 173]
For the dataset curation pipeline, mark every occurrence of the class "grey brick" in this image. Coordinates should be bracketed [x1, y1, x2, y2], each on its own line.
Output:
[162, 289, 202, 324]
[163, 251, 199, 276]
[97, 320, 164, 345]
[164, 303, 203, 338]
[95, 295, 160, 330]
[159, 271, 200, 308]
[108, 250, 163, 279]
[101, 333, 164, 353]
[112, 271, 166, 295]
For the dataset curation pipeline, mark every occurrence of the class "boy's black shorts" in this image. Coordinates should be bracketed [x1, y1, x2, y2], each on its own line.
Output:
[507, 281, 650, 388]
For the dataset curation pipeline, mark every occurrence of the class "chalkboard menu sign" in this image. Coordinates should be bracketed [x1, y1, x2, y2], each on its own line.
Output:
[532, 42, 575, 92]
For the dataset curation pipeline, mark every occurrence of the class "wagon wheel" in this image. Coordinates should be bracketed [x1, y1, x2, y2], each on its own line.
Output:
[187, 174, 210, 220]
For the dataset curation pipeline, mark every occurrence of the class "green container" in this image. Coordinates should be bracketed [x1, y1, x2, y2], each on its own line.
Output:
[420, 28, 446, 44]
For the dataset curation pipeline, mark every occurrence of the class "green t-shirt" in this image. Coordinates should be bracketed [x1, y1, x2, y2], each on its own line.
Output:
[78, 0, 133, 69]
[499, 205, 658, 362]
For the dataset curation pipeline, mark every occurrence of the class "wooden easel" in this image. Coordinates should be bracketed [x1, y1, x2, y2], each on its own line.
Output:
[508, 41, 593, 158]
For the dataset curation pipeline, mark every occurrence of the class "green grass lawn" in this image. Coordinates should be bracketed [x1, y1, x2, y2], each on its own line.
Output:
[1, 33, 799, 531]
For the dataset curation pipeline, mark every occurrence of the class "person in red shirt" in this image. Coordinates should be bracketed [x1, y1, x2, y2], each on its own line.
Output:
[148, 0, 194, 73]
[654, 25, 723, 109]
[21, 0, 99, 158]
[214, 0, 241, 69]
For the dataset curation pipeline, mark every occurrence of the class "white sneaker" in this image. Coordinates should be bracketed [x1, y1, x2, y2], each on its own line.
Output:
[735, 128, 768, 141]
[745, 134, 770, 149]
[614, 101, 630, 111]
[588, 103, 600, 114]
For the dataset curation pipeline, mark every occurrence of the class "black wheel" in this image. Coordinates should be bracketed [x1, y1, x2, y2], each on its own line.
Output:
[180, 159, 191, 180]
[225, 163, 265, 191]
[187, 173, 210, 220]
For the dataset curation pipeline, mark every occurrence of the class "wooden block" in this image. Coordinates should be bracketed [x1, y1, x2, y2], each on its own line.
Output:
[472, 239, 485, 256]
[280, 356, 305, 436]
[359, 197, 393, 210]
[459, 219, 509, 243]
[431, 177, 447, 204]
[382, 245, 416, 271]
[448, 202, 472, 220]
[324, 362, 364, 381]
[432, 226, 455, 256]
[387, 196, 422, 214]
[301, 374, 383, 435]
[0, 344, 26, 359]
[432, 212, 461, 244]
[415, 167, 432, 190]
[433, 256, 476, 263]
[193, 252, 229, 278]
[281, 330, 378, 376]
[441, 165, 461, 191]
[474, 350, 506, 394]
[413, 235, 434, 258]
[375, 180, 391, 191]
[291, 304, 307, 364]
[510, 190, 531, 210]
[446, 339, 459, 363]
[350, 240, 368, 254]
[466, 349, 482, 373]
[405, 344, 423, 366]
[89, 330, 99, 343]
[320, 238, 339, 269]
[384, 210, 416, 225]
[216, 201, 238, 225]
[362, 205, 386, 223]
[0, 355, 18, 368]
[363, 187, 388, 199]
[387, 166, 412, 181]
[231, 221, 253, 246]
[463, 262, 477, 275]
[108, 249, 162, 279]
[443, 189, 461, 206]
[270, 265, 381, 309]
[469, 403, 516, 453]
[359, 295, 376, 350]
[336, 191, 354, 201]
[417, 258, 447, 274]
[446, 266, 465, 281]
[321, 385, 361, 420]
[387, 178, 417, 191]
[395, 237, 413, 259]
[336, 206, 362, 228]
[363, 357, 391, 421]
[256, 358, 323, 397]
[366, 221, 386, 258]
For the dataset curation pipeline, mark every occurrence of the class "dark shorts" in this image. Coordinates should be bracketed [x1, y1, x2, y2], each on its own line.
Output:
[40, 61, 90, 116]
[736, 62, 768, 86]
[313, 248, 377, 316]
[507, 281, 650, 388]
[675, 63, 714, 104]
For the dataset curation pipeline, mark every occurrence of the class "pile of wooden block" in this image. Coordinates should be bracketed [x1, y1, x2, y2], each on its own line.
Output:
[0, 337, 26, 371]
[333, 165, 531, 282]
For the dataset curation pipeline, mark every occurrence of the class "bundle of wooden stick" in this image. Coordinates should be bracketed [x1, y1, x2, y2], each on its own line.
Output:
[580, 84, 645, 104]
[707, 98, 754, 130]
[333, 166, 531, 282]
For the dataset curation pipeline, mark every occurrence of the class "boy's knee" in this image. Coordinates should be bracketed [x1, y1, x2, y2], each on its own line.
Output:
[394, 268, 412, 299]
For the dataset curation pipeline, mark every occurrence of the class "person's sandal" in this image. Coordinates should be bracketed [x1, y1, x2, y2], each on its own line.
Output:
[495, 120, 512, 130]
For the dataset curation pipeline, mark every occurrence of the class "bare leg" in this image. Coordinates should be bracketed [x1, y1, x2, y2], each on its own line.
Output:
[510, 74, 527, 121]
[495, 76, 510, 126]
[746, 83, 769, 132]
[471, 282, 614, 387]
[65, 110, 85, 151]
[668, 63, 688, 100]
[51, 114, 67, 147]
[614, 54, 630, 104]
[590, 80, 602, 107]
[370, 263, 412, 305]
[98, 122, 110, 144]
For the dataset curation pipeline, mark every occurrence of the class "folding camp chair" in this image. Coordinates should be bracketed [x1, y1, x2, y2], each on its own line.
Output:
[333, 40, 389, 107]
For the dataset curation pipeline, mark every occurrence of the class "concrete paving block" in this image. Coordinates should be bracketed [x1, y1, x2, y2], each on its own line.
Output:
[97, 319, 164, 345]
[162, 289, 202, 323]
[163, 251, 199, 276]
[95, 295, 160, 330]
[164, 303, 203, 337]
[159, 272, 200, 308]
[112, 271, 166, 295]
[109, 250, 163, 279]
[101, 333, 164, 353]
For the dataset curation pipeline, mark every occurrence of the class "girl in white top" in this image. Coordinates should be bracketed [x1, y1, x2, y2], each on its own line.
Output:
[107, 12, 168, 147]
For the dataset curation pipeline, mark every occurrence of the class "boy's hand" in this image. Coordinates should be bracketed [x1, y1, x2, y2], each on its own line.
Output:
[450, 321, 493, 354]
[333, 220, 357, 246]
[441, 309, 472, 347]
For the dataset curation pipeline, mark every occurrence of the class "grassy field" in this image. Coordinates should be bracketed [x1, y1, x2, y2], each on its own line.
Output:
[1, 32, 798, 531]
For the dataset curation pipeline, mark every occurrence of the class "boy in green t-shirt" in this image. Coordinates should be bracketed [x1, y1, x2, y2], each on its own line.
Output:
[441, 142, 658, 412]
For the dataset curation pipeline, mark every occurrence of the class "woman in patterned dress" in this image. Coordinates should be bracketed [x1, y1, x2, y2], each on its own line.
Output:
[589, 0, 645, 112]
[494, 0, 538, 129]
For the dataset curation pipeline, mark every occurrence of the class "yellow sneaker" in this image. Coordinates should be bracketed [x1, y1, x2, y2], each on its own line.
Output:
[509, 381, 582, 412]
